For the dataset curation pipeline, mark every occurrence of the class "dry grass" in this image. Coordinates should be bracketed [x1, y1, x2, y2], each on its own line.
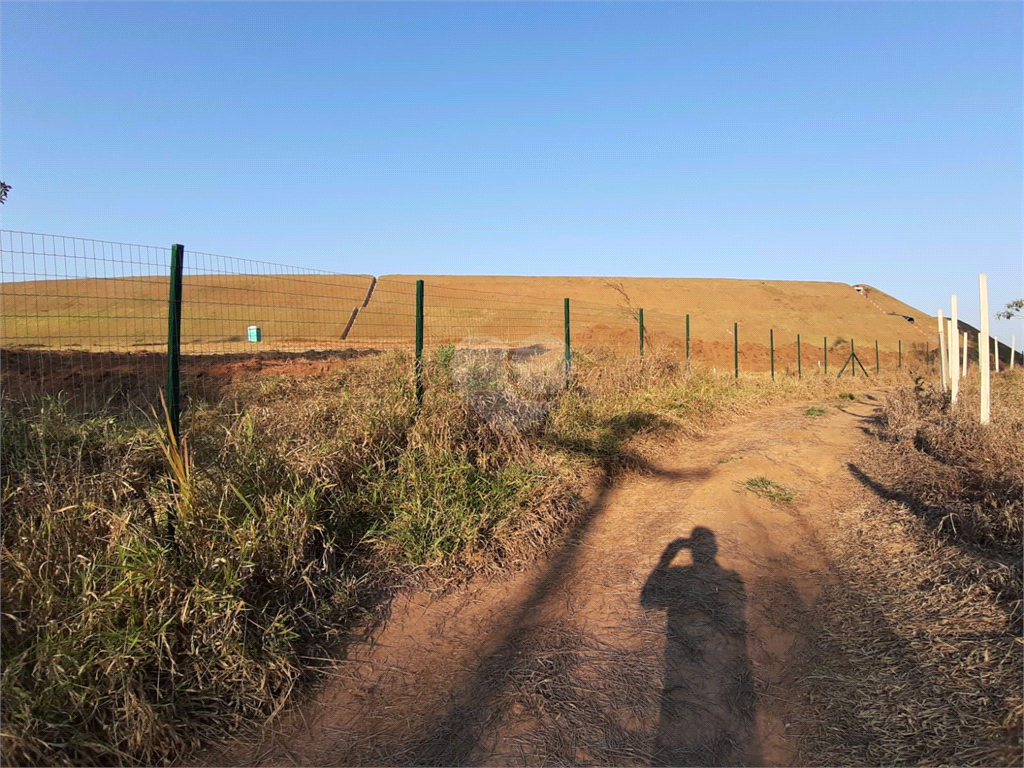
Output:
[869, 371, 1023, 561]
[0, 343, 917, 766]
[481, 621, 663, 767]
[789, 368, 1023, 767]
[0, 350, 578, 767]
[300, 618, 667, 768]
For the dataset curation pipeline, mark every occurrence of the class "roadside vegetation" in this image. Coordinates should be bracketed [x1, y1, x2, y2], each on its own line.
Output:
[740, 476, 796, 502]
[0, 348, 915, 766]
[792, 368, 1023, 766]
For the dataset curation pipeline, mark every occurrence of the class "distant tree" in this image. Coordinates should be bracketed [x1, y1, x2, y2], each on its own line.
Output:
[0, 181, 9, 204]
[995, 299, 1024, 320]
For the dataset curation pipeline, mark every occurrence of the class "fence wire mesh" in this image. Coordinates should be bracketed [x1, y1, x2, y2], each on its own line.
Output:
[180, 249, 373, 354]
[3, 230, 935, 421]
[1, 231, 171, 411]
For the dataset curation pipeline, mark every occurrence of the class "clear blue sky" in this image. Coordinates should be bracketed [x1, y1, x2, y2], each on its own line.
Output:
[2, 1, 1022, 342]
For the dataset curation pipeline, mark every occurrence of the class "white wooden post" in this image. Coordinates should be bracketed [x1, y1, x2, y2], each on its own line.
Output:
[949, 296, 959, 403]
[962, 331, 969, 377]
[937, 309, 948, 391]
[947, 319, 957, 402]
[979, 274, 990, 425]
[994, 336, 999, 373]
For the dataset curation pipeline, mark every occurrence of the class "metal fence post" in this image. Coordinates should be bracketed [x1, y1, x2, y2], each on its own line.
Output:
[639, 308, 645, 358]
[770, 329, 775, 381]
[899, 339, 902, 369]
[851, 339, 856, 377]
[685, 313, 690, 369]
[166, 243, 184, 443]
[564, 298, 571, 387]
[797, 334, 802, 379]
[824, 336, 828, 376]
[415, 279, 424, 406]
[734, 322, 739, 379]
[875, 340, 880, 374]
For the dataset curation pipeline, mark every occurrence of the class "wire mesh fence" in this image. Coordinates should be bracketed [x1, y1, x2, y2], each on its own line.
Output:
[180, 248, 373, 355]
[0, 231, 171, 411]
[2, 230, 939, 424]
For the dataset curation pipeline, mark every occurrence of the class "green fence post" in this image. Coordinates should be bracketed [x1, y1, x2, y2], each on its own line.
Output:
[770, 329, 775, 381]
[797, 334, 802, 379]
[685, 313, 690, 369]
[875, 340, 880, 374]
[824, 336, 828, 376]
[899, 339, 902, 369]
[166, 243, 184, 443]
[851, 339, 856, 377]
[564, 298, 572, 387]
[415, 279, 424, 407]
[639, 308, 645, 358]
[734, 322, 739, 379]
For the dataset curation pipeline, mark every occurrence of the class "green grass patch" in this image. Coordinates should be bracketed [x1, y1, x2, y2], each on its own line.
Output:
[804, 406, 827, 417]
[739, 476, 796, 502]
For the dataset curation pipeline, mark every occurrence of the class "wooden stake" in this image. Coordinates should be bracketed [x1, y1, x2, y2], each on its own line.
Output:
[949, 296, 959, 404]
[937, 309, 948, 392]
[979, 274, 990, 425]
[962, 331, 968, 377]
[994, 336, 999, 373]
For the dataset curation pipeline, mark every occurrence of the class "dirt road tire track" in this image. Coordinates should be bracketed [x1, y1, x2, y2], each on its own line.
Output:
[205, 392, 897, 767]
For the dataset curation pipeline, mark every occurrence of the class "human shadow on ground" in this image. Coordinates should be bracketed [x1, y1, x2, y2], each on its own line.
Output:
[640, 527, 760, 767]
[402, 413, 712, 766]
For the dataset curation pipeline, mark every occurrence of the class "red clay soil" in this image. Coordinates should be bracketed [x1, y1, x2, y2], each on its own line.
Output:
[0, 348, 381, 406]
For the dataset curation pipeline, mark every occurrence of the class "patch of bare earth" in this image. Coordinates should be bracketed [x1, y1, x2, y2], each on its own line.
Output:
[199, 391, 1020, 767]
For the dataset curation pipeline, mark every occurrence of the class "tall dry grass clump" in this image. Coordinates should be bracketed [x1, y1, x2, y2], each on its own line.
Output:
[0, 394, 385, 766]
[873, 369, 1023, 568]
[0, 350, 580, 767]
[565, 345, 909, 444]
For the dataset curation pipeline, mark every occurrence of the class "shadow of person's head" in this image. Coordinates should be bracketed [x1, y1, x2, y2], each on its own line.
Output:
[687, 526, 718, 565]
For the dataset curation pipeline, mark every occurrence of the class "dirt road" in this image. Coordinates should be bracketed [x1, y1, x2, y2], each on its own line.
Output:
[211, 392, 889, 767]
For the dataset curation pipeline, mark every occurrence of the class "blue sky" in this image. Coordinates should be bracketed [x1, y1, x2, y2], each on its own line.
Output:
[2, 1, 1022, 342]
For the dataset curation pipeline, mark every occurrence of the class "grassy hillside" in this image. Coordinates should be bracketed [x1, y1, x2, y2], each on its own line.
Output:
[2, 273, 938, 371]
[350, 275, 936, 369]
[0, 274, 374, 353]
